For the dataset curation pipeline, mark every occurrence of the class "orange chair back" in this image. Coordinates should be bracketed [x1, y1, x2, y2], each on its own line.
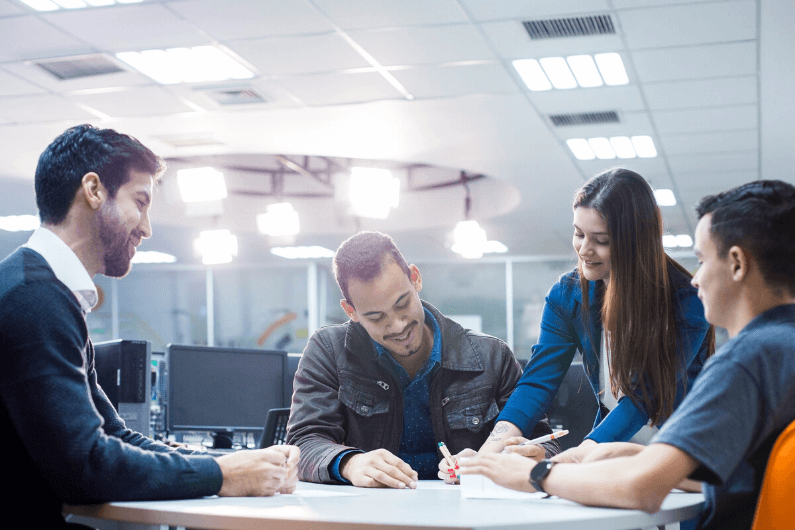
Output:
[752, 418, 795, 529]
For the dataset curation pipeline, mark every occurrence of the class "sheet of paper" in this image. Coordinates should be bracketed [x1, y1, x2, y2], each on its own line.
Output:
[460, 474, 548, 500]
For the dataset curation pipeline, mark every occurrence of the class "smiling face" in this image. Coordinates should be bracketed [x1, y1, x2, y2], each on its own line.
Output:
[341, 258, 432, 361]
[573, 206, 612, 284]
[98, 168, 153, 278]
[691, 213, 738, 332]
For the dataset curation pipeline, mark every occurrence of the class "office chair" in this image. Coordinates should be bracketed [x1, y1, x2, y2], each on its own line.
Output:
[259, 407, 291, 448]
[751, 418, 795, 529]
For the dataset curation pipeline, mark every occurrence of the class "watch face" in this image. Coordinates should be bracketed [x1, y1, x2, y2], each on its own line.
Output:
[530, 459, 556, 492]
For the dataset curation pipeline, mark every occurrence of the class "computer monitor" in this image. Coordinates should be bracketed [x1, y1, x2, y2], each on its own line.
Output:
[166, 345, 287, 444]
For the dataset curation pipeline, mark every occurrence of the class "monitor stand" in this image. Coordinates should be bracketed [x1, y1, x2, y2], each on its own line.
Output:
[212, 430, 234, 450]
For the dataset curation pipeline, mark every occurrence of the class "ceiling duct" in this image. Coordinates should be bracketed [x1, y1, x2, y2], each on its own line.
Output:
[549, 111, 620, 127]
[34, 54, 124, 80]
[523, 15, 615, 39]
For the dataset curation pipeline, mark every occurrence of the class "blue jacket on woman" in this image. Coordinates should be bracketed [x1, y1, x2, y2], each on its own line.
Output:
[497, 265, 711, 443]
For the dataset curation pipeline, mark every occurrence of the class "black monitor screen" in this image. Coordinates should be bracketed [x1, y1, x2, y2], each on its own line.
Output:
[166, 345, 287, 432]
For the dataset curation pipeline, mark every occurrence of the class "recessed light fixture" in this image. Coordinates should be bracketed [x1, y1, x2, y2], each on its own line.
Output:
[194, 229, 238, 265]
[654, 189, 677, 207]
[257, 203, 300, 237]
[663, 234, 693, 248]
[348, 167, 400, 220]
[177, 167, 227, 203]
[131, 251, 177, 264]
[513, 53, 628, 91]
[0, 214, 40, 232]
[453, 220, 488, 259]
[19, 0, 141, 11]
[566, 136, 657, 161]
[116, 46, 254, 85]
[271, 246, 335, 260]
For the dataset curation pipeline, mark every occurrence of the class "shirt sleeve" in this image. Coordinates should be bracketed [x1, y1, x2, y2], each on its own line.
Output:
[654, 353, 763, 485]
[0, 281, 222, 504]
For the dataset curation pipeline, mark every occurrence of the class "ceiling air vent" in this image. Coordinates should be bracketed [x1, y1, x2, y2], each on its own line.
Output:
[155, 134, 225, 148]
[549, 111, 620, 127]
[205, 88, 267, 106]
[34, 54, 124, 80]
[523, 15, 615, 39]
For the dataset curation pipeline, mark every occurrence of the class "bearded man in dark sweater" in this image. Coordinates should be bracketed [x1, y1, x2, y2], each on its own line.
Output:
[0, 125, 299, 528]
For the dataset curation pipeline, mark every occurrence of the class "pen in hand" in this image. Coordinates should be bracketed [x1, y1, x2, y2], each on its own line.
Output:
[503, 430, 570, 453]
[438, 442, 458, 479]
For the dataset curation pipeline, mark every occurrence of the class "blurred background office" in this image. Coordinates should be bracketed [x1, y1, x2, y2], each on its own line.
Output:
[0, 0, 791, 360]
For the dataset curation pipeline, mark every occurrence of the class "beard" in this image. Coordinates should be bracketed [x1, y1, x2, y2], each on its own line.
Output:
[98, 200, 134, 278]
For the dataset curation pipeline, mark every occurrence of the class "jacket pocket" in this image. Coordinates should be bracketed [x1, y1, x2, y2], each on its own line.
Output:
[444, 385, 499, 433]
[338, 383, 390, 417]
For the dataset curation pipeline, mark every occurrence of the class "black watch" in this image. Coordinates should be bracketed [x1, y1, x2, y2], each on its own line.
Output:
[529, 459, 557, 493]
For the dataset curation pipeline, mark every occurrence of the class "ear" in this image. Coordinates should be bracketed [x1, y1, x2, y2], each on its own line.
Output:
[728, 245, 749, 282]
[80, 172, 105, 210]
[409, 264, 422, 293]
[340, 299, 358, 322]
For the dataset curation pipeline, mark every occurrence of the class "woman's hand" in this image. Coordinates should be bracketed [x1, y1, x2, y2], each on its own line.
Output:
[501, 436, 547, 461]
[437, 448, 477, 484]
[550, 439, 598, 463]
[457, 452, 538, 493]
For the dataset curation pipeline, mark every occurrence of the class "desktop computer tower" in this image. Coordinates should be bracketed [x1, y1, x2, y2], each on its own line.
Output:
[94, 339, 152, 437]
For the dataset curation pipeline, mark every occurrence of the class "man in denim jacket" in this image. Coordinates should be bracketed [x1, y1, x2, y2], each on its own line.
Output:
[286, 231, 559, 488]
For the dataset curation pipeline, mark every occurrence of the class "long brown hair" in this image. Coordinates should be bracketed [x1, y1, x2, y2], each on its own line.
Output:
[575, 168, 715, 425]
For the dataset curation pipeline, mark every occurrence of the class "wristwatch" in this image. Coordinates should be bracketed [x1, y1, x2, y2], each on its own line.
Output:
[529, 459, 557, 493]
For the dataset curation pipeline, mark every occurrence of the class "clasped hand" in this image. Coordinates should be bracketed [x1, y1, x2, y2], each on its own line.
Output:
[215, 444, 299, 497]
[436, 437, 546, 484]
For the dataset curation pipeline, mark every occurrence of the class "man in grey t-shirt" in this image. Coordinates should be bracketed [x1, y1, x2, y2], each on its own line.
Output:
[453, 179, 795, 530]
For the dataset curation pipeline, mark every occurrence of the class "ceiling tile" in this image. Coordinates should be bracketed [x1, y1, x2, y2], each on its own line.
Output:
[459, 0, 611, 21]
[661, 130, 758, 155]
[669, 150, 758, 174]
[276, 71, 402, 106]
[618, 1, 756, 49]
[612, 0, 716, 7]
[2, 57, 151, 94]
[0, 1, 24, 16]
[350, 25, 495, 66]
[528, 85, 646, 114]
[313, 0, 468, 29]
[675, 169, 759, 195]
[71, 87, 195, 118]
[0, 15, 91, 62]
[0, 67, 45, 97]
[168, 0, 335, 40]
[228, 34, 370, 75]
[631, 42, 756, 82]
[0, 94, 95, 123]
[391, 63, 518, 99]
[484, 21, 625, 59]
[42, 4, 210, 51]
[653, 105, 757, 134]
[643, 76, 757, 110]
[576, 156, 668, 176]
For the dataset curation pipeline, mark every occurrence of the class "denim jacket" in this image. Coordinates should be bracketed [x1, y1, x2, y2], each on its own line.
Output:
[286, 301, 559, 483]
[498, 266, 711, 443]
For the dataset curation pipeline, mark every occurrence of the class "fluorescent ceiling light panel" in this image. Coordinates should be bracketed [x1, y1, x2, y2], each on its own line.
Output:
[654, 189, 677, 206]
[348, 167, 400, 220]
[539, 57, 577, 89]
[19, 0, 59, 10]
[609, 136, 637, 159]
[271, 246, 335, 260]
[588, 137, 616, 160]
[566, 139, 595, 160]
[131, 251, 177, 264]
[116, 46, 254, 85]
[512, 59, 552, 91]
[177, 167, 227, 203]
[675, 234, 693, 248]
[0, 214, 40, 232]
[194, 229, 238, 265]
[662, 234, 678, 248]
[453, 220, 488, 259]
[631, 136, 658, 158]
[256, 203, 300, 237]
[566, 55, 603, 88]
[53, 0, 86, 7]
[483, 240, 508, 254]
[594, 53, 629, 85]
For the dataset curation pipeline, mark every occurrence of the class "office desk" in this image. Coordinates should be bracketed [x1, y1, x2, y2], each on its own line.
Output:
[64, 480, 704, 530]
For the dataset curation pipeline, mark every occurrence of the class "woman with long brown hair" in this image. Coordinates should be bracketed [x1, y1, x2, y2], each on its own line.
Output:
[481, 167, 715, 458]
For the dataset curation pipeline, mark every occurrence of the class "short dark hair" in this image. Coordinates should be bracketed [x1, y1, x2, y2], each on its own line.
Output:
[696, 180, 795, 293]
[35, 124, 165, 224]
[333, 231, 410, 306]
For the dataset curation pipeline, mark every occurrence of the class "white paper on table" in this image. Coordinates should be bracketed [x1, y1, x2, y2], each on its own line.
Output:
[460, 473, 548, 500]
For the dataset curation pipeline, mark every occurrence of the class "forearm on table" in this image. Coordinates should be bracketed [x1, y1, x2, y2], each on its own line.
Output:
[480, 421, 523, 451]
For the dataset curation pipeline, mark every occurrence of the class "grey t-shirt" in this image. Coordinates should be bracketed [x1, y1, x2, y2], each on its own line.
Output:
[654, 304, 795, 530]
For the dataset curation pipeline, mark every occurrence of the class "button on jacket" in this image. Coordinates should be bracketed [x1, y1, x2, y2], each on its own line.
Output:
[286, 301, 560, 483]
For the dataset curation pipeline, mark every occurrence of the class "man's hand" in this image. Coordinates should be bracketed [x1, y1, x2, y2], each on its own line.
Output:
[478, 421, 523, 453]
[215, 445, 300, 497]
[550, 438, 598, 463]
[501, 436, 546, 461]
[578, 442, 644, 463]
[457, 452, 538, 493]
[437, 448, 477, 484]
[341, 449, 418, 489]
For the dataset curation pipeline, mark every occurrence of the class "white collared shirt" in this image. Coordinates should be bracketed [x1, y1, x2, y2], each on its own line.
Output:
[24, 227, 98, 313]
